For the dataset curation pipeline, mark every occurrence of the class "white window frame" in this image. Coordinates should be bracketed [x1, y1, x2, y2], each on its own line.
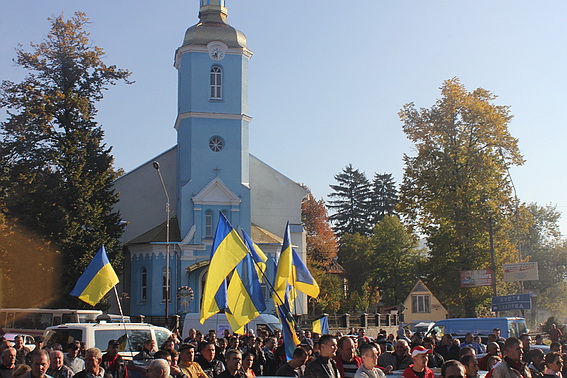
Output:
[210, 66, 222, 99]
[412, 294, 431, 313]
[205, 210, 213, 238]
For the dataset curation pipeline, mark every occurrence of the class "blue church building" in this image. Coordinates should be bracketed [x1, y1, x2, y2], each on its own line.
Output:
[113, 0, 309, 318]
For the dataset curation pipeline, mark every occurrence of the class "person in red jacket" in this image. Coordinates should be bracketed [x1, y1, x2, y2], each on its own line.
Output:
[401, 346, 435, 378]
[334, 337, 362, 378]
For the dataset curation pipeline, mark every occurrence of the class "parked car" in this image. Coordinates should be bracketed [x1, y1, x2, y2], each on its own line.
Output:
[2, 333, 36, 351]
[43, 323, 171, 359]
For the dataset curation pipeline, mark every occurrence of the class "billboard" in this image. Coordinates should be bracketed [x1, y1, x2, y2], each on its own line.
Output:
[460, 269, 493, 288]
[503, 262, 539, 282]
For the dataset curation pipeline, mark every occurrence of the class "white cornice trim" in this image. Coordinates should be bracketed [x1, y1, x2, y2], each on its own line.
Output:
[175, 112, 252, 130]
[174, 45, 253, 68]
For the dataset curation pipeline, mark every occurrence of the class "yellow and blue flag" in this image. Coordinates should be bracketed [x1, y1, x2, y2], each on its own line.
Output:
[312, 315, 329, 335]
[201, 212, 250, 323]
[277, 286, 301, 361]
[273, 222, 319, 308]
[273, 222, 293, 307]
[70, 246, 119, 306]
[291, 246, 320, 299]
[241, 230, 267, 276]
[226, 251, 267, 333]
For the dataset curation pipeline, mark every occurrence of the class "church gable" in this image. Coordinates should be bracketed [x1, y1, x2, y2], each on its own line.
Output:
[192, 177, 241, 206]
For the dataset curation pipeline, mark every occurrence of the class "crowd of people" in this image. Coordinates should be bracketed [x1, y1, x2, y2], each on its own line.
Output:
[0, 325, 566, 378]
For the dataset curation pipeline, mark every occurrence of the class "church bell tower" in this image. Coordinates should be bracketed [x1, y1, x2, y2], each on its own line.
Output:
[174, 0, 253, 243]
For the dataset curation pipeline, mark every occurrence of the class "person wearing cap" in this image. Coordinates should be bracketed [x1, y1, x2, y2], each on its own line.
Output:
[101, 340, 126, 378]
[178, 344, 207, 378]
[354, 343, 386, 378]
[378, 340, 412, 371]
[401, 346, 435, 378]
[64, 343, 85, 374]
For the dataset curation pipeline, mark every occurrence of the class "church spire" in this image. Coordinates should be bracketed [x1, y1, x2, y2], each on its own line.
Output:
[198, 0, 229, 25]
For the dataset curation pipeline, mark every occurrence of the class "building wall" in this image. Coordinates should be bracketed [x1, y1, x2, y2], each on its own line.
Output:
[402, 282, 448, 323]
[113, 147, 178, 244]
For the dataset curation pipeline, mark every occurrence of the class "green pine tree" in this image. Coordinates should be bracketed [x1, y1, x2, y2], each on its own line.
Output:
[327, 164, 372, 237]
[368, 173, 398, 227]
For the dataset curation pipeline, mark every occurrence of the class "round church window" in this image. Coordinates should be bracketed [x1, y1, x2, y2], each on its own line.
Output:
[209, 136, 224, 152]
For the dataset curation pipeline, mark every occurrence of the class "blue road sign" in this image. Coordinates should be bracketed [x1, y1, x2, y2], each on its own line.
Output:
[491, 294, 531, 311]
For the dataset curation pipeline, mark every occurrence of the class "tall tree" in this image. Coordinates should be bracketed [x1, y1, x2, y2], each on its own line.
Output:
[301, 191, 343, 313]
[0, 12, 131, 307]
[368, 173, 398, 226]
[398, 78, 524, 316]
[338, 215, 422, 310]
[369, 215, 423, 305]
[522, 204, 567, 317]
[328, 164, 372, 237]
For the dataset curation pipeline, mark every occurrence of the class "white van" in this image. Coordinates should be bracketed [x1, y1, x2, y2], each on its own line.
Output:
[182, 313, 281, 339]
[43, 323, 171, 359]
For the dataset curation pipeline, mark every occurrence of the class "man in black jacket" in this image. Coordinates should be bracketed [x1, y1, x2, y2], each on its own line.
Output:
[197, 342, 225, 378]
[304, 335, 340, 378]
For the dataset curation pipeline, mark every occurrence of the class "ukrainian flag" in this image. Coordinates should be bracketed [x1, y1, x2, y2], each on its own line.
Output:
[277, 287, 301, 361]
[291, 247, 320, 299]
[273, 223, 319, 308]
[201, 212, 250, 323]
[226, 252, 267, 332]
[312, 315, 329, 335]
[241, 230, 267, 276]
[70, 246, 119, 306]
[273, 222, 293, 307]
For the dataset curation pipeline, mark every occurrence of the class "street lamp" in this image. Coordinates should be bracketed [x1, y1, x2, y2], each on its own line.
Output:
[153, 161, 170, 324]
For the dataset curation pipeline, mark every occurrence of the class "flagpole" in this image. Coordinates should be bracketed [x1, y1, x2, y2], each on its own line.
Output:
[153, 161, 171, 327]
[113, 286, 125, 323]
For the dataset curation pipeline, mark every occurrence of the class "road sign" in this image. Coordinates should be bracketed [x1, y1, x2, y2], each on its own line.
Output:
[491, 294, 531, 311]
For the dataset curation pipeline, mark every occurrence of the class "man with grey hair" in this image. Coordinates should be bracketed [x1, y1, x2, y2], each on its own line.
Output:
[27, 349, 50, 378]
[0, 348, 16, 378]
[47, 350, 74, 378]
[378, 340, 412, 371]
[147, 359, 170, 378]
[74, 348, 111, 378]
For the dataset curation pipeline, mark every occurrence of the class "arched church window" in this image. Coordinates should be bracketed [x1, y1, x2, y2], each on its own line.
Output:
[141, 268, 147, 302]
[205, 210, 213, 237]
[210, 66, 222, 99]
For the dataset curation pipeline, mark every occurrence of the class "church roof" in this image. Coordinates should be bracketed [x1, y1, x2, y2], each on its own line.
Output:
[127, 216, 181, 245]
[251, 223, 283, 245]
[183, 2, 247, 48]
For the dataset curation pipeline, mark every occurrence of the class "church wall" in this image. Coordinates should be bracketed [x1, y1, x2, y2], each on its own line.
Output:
[249, 155, 307, 235]
[113, 147, 178, 244]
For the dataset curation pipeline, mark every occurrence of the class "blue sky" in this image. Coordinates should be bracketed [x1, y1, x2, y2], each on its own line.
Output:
[2, 0, 566, 236]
